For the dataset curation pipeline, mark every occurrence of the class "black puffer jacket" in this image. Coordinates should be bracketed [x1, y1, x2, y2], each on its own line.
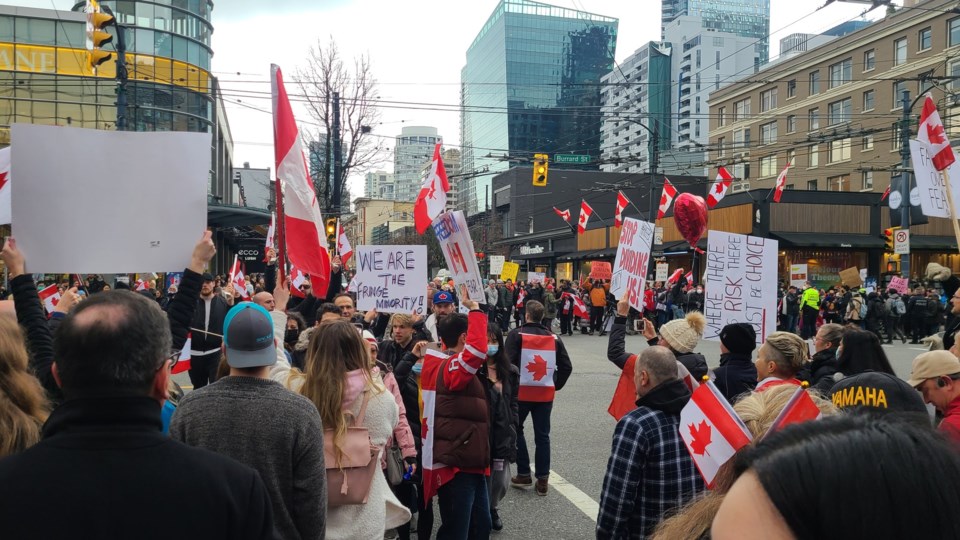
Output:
[478, 364, 520, 462]
[676, 351, 709, 382]
[11, 274, 60, 404]
[712, 352, 757, 403]
[798, 348, 840, 398]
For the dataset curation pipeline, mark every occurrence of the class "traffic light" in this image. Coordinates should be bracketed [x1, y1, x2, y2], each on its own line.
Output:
[532, 153, 549, 187]
[883, 226, 899, 251]
[85, 0, 114, 72]
[325, 218, 337, 245]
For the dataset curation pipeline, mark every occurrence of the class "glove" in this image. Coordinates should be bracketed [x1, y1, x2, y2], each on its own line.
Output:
[926, 262, 952, 282]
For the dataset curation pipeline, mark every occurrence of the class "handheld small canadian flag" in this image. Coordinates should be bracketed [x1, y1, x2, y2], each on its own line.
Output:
[336, 218, 353, 266]
[772, 163, 792, 203]
[917, 94, 956, 171]
[229, 255, 250, 300]
[414, 143, 450, 234]
[707, 167, 734, 208]
[289, 264, 308, 299]
[172, 333, 192, 375]
[763, 386, 822, 437]
[680, 380, 753, 488]
[577, 200, 594, 234]
[658, 178, 678, 219]
[685, 271, 693, 286]
[263, 213, 276, 261]
[614, 191, 631, 227]
[553, 206, 571, 223]
[38, 284, 61, 313]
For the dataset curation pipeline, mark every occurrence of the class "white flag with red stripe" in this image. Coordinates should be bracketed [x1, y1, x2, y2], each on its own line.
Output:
[264, 213, 276, 252]
[414, 143, 450, 234]
[707, 167, 734, 208]
[680, 380, 753, 488]
[515, 288, 527, 309]
[419, 348, 457, 504]
[614, 191, 631, 228]
[38, 284, 60, 313]
[685, 271, 693, 286]
[229, 255, 250, 300]
[134, 279, 148, 292]
[271, 64, 331, 297]
[553, 206, 571, 223]
[773, 163, 792, 203]
[667, 268, 684, 285]
[577, 200, 594, 234]
[290, 264, 308, 298]
[518, 333, 557, 402]
[172, 333, 192, 375]
[658, 178, 677, 219]
[764, 386, 822, 437]
[917, 94, 956, 171]
[336, 218, 353, 266]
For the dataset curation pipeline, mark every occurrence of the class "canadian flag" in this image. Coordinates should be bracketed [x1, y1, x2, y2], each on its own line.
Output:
[271, 64, 331, 298]
[414, 143, 450, 234]
[880, 184, 891, 202]
[172, 333, 192, 375]
[667, 268, 684, 285]
[608, 356, 700, 421]
[764, 386, 822, 437]
[614, 191, 631, 228]
[134, 279, 149, 292]
[38, 284, 60, 313]
[571, 294, 589, 319]
[917, 94, 956, 171]
[658, 178, 678, 219]
[336, 218, 353, 266]
[518, 333, 557, 402]
[553, 206, 571, 223]
[229, 255, 250, 300]
[707, 167, 734, 208]
[515, 288, 527, 309]
[264, 212, 276, 256]
[420, 348, 457, 505]
[685, 271, 694, 286]
[772, 163, 792, 203]
[0, 147, 10, 225]
[577, 200, 594, 234]
[290, 264, 309, 299]
[680, 380, 753, 488]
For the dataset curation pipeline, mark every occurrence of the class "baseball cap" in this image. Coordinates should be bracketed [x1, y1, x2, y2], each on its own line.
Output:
[830, 372, 927, 415]
[908, 350, 960, 387]
[201, 272, 215, 282]
[433, 290, 454, 305]
[223, 302, 277, 368]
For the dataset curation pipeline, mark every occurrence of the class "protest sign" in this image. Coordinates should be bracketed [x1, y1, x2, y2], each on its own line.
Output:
[353, 245, 428, 314]
[789, 264, 807, 288]
[909, 141, 960, 218]
[501, 262, 520, 282]
[528, 271, 546, 283]
[432, 211, 485, 304]
[489, 255, 505, 275]
[590, 261, 612, 280]
[703, 231, 778, 345]
[839, 267, 862, 287]
[610, 217, 655, 311]
[656, 262, 668, 282]
[888, 276, 910, 294]
[12, 124, 209, 273]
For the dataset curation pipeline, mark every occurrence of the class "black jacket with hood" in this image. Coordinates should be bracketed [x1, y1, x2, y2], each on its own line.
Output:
[798, 348, 840, 397]
[712, 352, 757, 403]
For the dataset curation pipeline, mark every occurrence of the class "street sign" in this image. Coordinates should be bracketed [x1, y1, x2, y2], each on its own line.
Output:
[554, 154, 591, 164]
[654, 226, 664, 245]
[894, 229, 910, 255]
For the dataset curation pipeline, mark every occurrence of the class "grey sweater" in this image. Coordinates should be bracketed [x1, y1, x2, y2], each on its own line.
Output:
[169, 376, 326, 540]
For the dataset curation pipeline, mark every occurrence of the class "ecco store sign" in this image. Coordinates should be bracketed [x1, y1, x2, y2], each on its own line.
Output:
[520, 245, 545, 255]
[237, 249, 261, 259]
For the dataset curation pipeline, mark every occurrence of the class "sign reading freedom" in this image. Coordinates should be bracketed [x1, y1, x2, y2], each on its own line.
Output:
[354, 245, 428, 314]
[611, 217, 655, 311]
[703, 231, 778, 345]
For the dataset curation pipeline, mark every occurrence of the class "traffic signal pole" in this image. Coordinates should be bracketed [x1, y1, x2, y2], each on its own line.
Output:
[899, 89, 911, 280]
[114, 16, 127, 131]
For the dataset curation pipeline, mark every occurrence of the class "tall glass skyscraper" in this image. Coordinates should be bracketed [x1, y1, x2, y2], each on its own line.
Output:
[661, 0, 770, 63]
[459, 0, 617, 215]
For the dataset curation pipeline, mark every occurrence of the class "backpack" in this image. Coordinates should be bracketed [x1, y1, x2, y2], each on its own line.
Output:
[895, 298, 906, 315]
[325, 391, 378, 507]
[858, 299, 867, 319]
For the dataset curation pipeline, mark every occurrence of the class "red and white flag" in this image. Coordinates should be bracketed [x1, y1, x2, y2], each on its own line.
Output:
[685, 271, 693, 286]
[38, 284, 60, 313]
[336, 218, 353, 266]
[658, 178, 678, 219]
[880, 185, 891, 202]
[0, 147, 10, 225]
[553, 206, 571, 223]
[290, 264, 309, 299]
[667, 268, 684, 285]
[414, 143, 450, 234]
[264, 213, 276, 253]
[229, 255, 250, 300]
[577, 200, 594, 234]
[420, 348, 457, 504]
[764, 386, 822, 437]
[518, 333, 558, 402]
[515, 288, 527, 309]
[134, 279, 148, 292]
[614, 191, 631, 228]
[572, 294, 589, 319]
[917, 94, 956, 171]
[172, 333, 192, 375]
[772, 163, 792, 203]
[707, 167, 734, 208]
[680, 380, 753, 488]
[271, 64, 331, 297]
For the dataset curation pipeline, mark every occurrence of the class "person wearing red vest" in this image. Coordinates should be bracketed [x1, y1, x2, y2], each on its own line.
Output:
[504, 300, 573, 496]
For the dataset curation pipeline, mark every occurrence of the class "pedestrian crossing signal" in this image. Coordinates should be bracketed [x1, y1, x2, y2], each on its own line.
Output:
[532, 153, 549, 187]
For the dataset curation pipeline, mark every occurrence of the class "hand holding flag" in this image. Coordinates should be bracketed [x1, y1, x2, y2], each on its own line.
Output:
[679, 380, 753, 487]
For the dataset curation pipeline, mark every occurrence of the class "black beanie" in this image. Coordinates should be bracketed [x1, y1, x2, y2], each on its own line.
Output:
[720, 323, 757, 355]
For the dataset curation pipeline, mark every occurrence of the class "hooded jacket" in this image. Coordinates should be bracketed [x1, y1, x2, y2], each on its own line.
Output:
[712, 352, 757, 403]
[798, 348, 840, 397]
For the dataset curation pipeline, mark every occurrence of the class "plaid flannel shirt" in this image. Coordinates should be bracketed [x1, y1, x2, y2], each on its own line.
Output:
[596, 404, 705, 539]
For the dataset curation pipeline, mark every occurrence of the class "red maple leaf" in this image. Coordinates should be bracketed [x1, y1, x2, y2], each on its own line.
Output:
[714, 183, 724, 194]
[0, 171, 7, 191]
[526, 354, 548, 382]
[927, 122, 947, 145]
[421, 417, 429, 440]
[688, 420, 712, 456]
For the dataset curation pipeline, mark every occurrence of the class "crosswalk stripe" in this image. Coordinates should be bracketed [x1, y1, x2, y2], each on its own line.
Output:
[549, 469, 599, 523]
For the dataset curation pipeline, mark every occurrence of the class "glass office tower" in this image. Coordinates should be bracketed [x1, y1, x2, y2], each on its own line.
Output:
[661, 0, 770, 63]
[459, 0, 617, 215]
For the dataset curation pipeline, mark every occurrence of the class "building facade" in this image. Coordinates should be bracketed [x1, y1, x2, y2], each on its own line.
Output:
[460, 0, 618, 216]
[364, 170, 395, 200]
[394, 125, 439, 202]
[661, 0, 770, 64]
[352, 197, 415, 246]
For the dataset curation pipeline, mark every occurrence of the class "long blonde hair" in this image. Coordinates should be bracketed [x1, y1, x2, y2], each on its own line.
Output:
[0, 317, 49, 457]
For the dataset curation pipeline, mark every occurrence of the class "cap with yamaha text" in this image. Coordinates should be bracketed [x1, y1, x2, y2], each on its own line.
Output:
[223, 302, 276, 368]
[433, 290, 454, 305]
[908, 350, 960, 388]
[830, 372, 927, 415]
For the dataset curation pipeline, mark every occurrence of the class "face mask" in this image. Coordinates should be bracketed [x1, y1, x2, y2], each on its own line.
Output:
[284, 329, 300, 344]
[411, 363, 423, 375]
[487, 344, 499, 356]
[696, 289, 703, 294]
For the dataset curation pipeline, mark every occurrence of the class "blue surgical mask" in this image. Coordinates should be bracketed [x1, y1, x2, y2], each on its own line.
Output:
[412, 362, 423, 375]
[487, 344, 499, 356]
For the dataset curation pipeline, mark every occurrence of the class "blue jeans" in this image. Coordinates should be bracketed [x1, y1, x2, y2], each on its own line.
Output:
[437, 472, 491, 539]
[785, 314, 798, 334]
[516, 400, 553, 479]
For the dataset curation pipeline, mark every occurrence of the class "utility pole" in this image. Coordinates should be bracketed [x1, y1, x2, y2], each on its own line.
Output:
[899, 89, 912, 280]
[332, 91, 343, 216]
[114, 23, 127, 130]
[322, 94, 331, 213]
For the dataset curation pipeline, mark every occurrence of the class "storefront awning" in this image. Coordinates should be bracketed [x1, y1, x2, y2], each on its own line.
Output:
[909, 236, 957, 250]
[208, 204, 272, 228]
[770, 232, 885, 249]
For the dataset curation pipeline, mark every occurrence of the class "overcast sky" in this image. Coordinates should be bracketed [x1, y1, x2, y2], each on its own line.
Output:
[31, 0, 893, 194]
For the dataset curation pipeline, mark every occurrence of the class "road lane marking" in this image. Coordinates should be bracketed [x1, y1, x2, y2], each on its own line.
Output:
[549, 469, 599, 522]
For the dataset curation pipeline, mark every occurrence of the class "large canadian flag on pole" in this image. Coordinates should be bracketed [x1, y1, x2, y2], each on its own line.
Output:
[577, 200, 594, 234]
[707, 167, 734, 208]
[614, 191, 631, 228]
[679, 380, 753, 488]
[772, 163, 792, 203]
[271, 64, 331, 296]
[414, 143, 450, 234]
[420, 348, 457, 505]
[336, 218, 353, 266]
[658, 178, 678, 219]
[917, 94, 956, 171]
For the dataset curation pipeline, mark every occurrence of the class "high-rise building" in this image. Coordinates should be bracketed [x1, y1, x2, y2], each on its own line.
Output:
[394, 126, 440, 202]
[661, 0, 770, 64]
[460, 0, 618, 216]
[364, 171, 395, 200]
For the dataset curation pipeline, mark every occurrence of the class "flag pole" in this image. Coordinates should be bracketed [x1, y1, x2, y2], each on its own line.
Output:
[335, 217, 341, 258]
[940, 169, 960, 254]
[273, 175, 287, 285]
[229, 254, 238, 285]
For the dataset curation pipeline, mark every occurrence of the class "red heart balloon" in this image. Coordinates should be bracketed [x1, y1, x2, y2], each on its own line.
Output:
[673, 193, 708, 248]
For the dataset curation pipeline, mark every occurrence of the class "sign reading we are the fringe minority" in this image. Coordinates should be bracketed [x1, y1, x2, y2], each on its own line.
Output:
[354, 245, 428, 315]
